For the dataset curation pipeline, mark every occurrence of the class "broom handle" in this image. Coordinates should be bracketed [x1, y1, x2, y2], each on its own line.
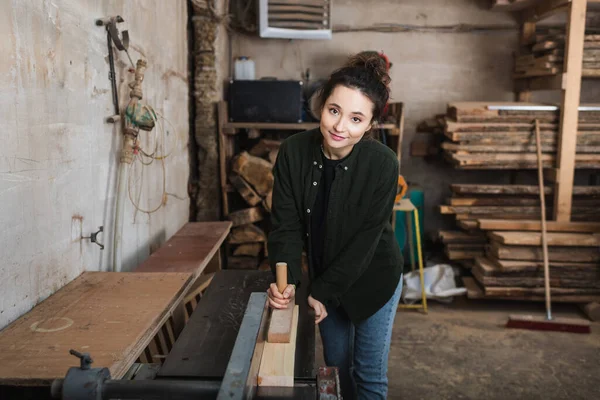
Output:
[534, 119, 552, 320]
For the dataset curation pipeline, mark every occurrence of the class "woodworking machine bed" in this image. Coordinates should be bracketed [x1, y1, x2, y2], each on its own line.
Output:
[51, 270, 340, 400]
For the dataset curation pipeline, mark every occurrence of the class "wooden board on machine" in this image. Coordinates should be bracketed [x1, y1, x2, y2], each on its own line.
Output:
[0, 272, 192, 385]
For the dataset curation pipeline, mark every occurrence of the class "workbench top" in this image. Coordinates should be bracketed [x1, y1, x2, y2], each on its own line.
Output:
[158, 269, 316, 380]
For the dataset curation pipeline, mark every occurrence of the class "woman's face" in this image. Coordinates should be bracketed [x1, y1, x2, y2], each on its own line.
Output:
[319, 85, 374, 158]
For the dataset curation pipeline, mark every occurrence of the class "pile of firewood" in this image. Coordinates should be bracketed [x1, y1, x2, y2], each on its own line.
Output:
[226, 139, 281, 270]
[514, 30, 600, 79]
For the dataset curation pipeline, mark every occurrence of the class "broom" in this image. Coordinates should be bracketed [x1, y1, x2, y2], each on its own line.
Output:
[505, 119, 591, 334]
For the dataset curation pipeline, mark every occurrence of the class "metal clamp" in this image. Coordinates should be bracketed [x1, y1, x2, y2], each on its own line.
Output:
[69, 349, 93, 370]
[82, 226, 104, 250]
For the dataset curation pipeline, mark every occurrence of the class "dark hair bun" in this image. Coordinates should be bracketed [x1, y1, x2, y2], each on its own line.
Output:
[344, 52, 391, 87]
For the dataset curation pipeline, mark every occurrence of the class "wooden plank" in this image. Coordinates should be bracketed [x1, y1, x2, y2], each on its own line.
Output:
[488, 242, 600, 262]
[447, 102, 559, 122]
[267, 298, 295, 343]
[488, 231, 600, 246]
[457, 219, 479, 231]
[442, 205, 546, 215]
[450, 197, 541, 206]
[477, 219, 600, 232]
[451, 184, 600, 196]
[445, 248, 484, 260]
[258, 305, 299, 387]
[135, 222, 231, 278]
[473, 257, 600, 288]
[491, 257, 600, 272]
[554, 0, 587, 222]
[0, 272, 191, 385]
[446, 152, 600, 169]
[445, 121, 557, 132]
[438, 230, 486, 243]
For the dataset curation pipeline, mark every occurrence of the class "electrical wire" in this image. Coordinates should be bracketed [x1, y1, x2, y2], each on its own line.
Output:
[127, 104, 188, 216]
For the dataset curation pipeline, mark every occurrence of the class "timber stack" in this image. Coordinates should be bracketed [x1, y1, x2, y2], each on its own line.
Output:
[416, 102, 600, 302]
[514, 30, 600, 79]
[442, 102, 600, 169]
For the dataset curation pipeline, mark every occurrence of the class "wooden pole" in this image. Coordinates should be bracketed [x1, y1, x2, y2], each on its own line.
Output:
[535, 120, 552, 320]
[554, 0, 586, 222]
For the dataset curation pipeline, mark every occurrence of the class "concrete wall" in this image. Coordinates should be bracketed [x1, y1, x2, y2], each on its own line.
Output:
[230, 0, 600, 237]
[0, 0, 190, 329]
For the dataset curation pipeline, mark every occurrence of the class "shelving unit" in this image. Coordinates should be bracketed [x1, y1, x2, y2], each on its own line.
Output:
[217, 100, 405, 217]
[499, 0, 599, 222]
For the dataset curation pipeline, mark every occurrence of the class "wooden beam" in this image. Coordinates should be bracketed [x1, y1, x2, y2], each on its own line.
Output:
[520, 0, 572, 23]
[554, 0, 586, 222]
[258, 305, 299, 387]
[488, 231, 600, 246]
[477, 219, 600, 232]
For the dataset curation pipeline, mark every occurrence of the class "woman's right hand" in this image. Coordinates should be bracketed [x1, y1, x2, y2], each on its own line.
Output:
[267, 283, 295, 309]
[308, 295, 327, 324]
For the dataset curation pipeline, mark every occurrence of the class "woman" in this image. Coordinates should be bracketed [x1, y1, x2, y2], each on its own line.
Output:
[267, 53, 403, 400]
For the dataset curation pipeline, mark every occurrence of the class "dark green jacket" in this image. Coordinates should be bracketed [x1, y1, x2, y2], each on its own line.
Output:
[268, 128, 403, 323]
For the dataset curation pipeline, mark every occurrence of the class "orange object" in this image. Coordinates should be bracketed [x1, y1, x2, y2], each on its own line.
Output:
[396, 175, 408, 203]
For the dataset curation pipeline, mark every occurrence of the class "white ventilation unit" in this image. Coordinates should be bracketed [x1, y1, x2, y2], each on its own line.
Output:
[258, 0, 332, 40]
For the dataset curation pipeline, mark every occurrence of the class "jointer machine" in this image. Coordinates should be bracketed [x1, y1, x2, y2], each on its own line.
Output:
[50, 269, 340, 400]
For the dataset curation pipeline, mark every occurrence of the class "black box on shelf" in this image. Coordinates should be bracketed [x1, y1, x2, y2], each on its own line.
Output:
[228, 79, 304, 123]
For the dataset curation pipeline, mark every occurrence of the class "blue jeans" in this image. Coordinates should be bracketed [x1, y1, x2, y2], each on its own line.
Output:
[318, 276, 403, 400]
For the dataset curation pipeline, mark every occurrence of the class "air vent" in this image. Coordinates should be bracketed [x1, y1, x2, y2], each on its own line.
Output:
[258, 0, 332, 40]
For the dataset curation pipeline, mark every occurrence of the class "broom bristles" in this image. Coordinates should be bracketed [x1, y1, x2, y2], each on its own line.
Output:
[506, 314, 591, 334]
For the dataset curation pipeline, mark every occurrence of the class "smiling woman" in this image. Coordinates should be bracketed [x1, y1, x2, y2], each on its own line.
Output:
[266, 53, 403, 400]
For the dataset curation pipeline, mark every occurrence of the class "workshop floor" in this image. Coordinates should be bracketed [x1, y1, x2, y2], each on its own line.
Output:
[315, 297, 600, 400]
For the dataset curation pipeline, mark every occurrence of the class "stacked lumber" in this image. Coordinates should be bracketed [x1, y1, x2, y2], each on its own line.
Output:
[438, 230, 486, 265]
[226, 139, 281, 270]
[514, 31, 600, 79]
[422, 102, 600, 169]
[437, 184, 600, 302]
[466, 231, 600, 303]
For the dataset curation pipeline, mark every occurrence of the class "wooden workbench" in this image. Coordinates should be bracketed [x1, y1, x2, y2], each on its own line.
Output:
[0, 272, 191, 386]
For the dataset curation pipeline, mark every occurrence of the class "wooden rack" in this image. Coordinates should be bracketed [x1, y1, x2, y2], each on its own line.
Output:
[496, 0, 600, 222]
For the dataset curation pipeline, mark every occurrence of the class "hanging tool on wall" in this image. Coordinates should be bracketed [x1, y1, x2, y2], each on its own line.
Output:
[96, 15, 134, 120]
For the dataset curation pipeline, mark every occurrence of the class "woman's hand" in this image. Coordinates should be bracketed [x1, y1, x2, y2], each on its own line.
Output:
[308, 295, 327, 324]
[267, 283, 295, 309]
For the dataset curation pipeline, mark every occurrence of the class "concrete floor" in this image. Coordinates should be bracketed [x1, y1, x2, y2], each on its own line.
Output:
[316, 298, 600, 400]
